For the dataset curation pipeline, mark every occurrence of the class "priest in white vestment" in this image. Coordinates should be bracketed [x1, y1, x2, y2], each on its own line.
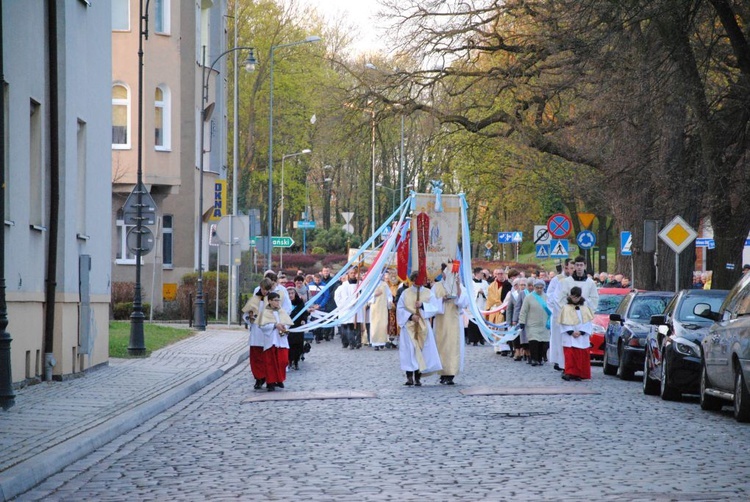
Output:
[397, 272, 442, 386]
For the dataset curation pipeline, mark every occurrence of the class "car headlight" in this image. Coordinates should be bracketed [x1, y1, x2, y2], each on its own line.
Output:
[672, 337, 700, 358]
[592, 324, 606, 335]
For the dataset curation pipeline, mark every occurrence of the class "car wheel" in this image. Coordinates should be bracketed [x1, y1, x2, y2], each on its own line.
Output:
[643, 351, 659, 395]
[659, 350, 680, 401]
[617, 344, 634, 380]
[733, 368, 750, 423]
[603, 345, 617, 376]
[700, 363, 723, 412]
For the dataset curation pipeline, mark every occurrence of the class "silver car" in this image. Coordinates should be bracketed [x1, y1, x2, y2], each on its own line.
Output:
[700, 273, 750, 422]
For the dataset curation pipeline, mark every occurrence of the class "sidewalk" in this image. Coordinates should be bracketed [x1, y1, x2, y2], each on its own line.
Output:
[0, 326, 249, 501]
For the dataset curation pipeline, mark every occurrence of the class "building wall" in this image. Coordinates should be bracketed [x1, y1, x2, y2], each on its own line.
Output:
[3, 0, 112, 383]
[111, 0, 227, 313]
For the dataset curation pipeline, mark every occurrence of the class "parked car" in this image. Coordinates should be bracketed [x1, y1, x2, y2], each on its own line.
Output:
[643, 289, 729, 400]
[603, 291, 674, 380]
[699, 273, 750, 422]
[591, 288, 631, 361]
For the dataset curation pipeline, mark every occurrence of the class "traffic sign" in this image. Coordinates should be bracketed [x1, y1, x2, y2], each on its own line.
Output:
[122, 181, 157, 226]
[497, 232, 517, 244]
[535, 244, 550, 258]
[512, 232, 523, 243]
[576, 230, 596, 250]
[126, 226, 154, 255]
[272, 236, 294, 248]
[696, 238, 714, 248]
[658, 216, 697, 254]
[578, 213, 596, 229]
[550, 239, 569, 258]
[621, 231, 632, 256]
[297, 220, 316, 229]
[484, 241, 493, 250]
[547, 213, 573, 239]
[216, 215, 245, 243]
[534, 225, 551, 245]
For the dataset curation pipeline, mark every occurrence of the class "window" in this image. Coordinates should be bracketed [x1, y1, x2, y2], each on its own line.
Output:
[112, 84, 130, 149]
[162, 215, 173, 267]
[112, 0, 129, 31]
[154, 0, 170, 34]
[29, 100, 45, 227]
[154, 85, 170, 150]
[116, 219, 136, 264]
[77, 120, 87, 234]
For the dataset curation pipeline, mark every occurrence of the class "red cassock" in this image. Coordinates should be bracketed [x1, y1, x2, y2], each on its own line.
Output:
[563, 346, 591, 380]
[263, 346, 289, 384]
[249, 346, 266, 379]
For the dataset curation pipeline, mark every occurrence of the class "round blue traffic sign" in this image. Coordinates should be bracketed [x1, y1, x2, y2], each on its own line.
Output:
[576, 230, 596, 250]
[547, 213, 572, 239]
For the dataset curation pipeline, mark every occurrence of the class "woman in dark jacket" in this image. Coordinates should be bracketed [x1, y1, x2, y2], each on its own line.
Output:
[287, 287, 309, 370]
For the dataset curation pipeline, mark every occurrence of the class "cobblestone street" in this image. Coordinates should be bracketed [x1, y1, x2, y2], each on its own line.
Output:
[15, 338, 750, 501]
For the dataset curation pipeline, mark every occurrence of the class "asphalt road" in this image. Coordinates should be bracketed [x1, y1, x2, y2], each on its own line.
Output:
[14, 338, 750, 501]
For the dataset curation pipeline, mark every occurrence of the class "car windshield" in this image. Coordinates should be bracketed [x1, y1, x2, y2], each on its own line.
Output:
[596, 294, 626, 315]
[677, 295, 725, 322]
[627, 296, 671, 323]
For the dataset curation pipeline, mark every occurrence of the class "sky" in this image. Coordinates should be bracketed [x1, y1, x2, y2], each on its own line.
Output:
[297, 0, 389, 55]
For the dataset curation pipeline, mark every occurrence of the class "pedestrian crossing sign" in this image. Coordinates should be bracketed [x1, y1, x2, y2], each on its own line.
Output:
[550, 239, 569, 258]
[621, 231, 632, 256]
[535, 244, 550, 258]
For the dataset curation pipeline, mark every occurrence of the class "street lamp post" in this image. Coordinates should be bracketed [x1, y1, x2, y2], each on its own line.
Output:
[267, 36, 321, 271]
[195, 45, 257, 331]
[0, 4, 15, 410]
[280, 149, 311, 268]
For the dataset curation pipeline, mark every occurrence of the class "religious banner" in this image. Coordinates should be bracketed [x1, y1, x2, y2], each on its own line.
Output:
[410, 194, 461, 280]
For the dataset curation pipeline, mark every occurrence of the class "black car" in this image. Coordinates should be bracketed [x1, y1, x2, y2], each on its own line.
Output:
[643, 289, 728, 400]
[603, 291, 674, 380]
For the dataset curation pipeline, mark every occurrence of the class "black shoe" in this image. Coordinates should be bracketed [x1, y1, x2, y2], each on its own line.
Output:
[561, 374, 571, 381]
[439, 376, 446, 384]
[446, 380, 455, 385]
[473, 342, 478, 346]
[294, 363, 299, 370]
[374, 347, 380, 351]
[254, 379, 262, 390]
[404, 379, 414, 386]
[554, 364, 563, 372]
[514, 356, 522, 361]
[276, 382, 284, 389]
[531, 361, 539, 367]
[343, 344, 349, 349]
[267, 384, 276, 391]
[571, 376, 582, 381]
[415, 380, 422, 387]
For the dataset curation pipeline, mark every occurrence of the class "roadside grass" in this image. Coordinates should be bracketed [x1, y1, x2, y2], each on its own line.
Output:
[109, 322, 195, 358]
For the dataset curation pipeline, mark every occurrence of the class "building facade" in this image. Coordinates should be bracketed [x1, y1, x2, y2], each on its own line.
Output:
[110, 0, 230, 315]
[2, 0, 112, 384]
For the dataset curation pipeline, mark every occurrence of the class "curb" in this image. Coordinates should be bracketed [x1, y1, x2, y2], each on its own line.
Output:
[0, 348, 249, 502]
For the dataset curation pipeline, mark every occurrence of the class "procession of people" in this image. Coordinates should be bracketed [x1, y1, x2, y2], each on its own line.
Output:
[242, 249, 613, 390]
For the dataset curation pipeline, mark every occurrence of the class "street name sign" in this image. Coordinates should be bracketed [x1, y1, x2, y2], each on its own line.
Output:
[297, 220, 316, 229]
[272, 236, 294, 248]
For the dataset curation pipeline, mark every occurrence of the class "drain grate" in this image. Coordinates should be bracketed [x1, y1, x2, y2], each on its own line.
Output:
[475, 411, 556, 419]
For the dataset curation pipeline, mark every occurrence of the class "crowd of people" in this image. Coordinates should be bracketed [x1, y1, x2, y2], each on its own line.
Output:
[242, 256, 633, 391]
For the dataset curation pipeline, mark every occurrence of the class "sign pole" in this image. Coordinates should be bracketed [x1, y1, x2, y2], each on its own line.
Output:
[675, 253, 679, 293]
[632, 255, 636, 290]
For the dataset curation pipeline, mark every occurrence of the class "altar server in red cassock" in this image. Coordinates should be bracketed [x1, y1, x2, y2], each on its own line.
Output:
[258, 292, 294, 391]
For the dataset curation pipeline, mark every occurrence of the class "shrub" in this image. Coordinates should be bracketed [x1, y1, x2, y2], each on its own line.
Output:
[279, 253, 319, 271]
[311, 247, 326, 255]
[111, 282, 135, 304]
[177, 271, 228, 320]
[112, 302, 151, 320]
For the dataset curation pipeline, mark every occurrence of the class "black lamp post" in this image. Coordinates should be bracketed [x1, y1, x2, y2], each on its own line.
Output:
[194, 46, 257, 330]
[0, 3, 16, 410]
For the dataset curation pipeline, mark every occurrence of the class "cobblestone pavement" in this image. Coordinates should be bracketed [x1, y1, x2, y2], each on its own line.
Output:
[13, 337, 750, 501]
